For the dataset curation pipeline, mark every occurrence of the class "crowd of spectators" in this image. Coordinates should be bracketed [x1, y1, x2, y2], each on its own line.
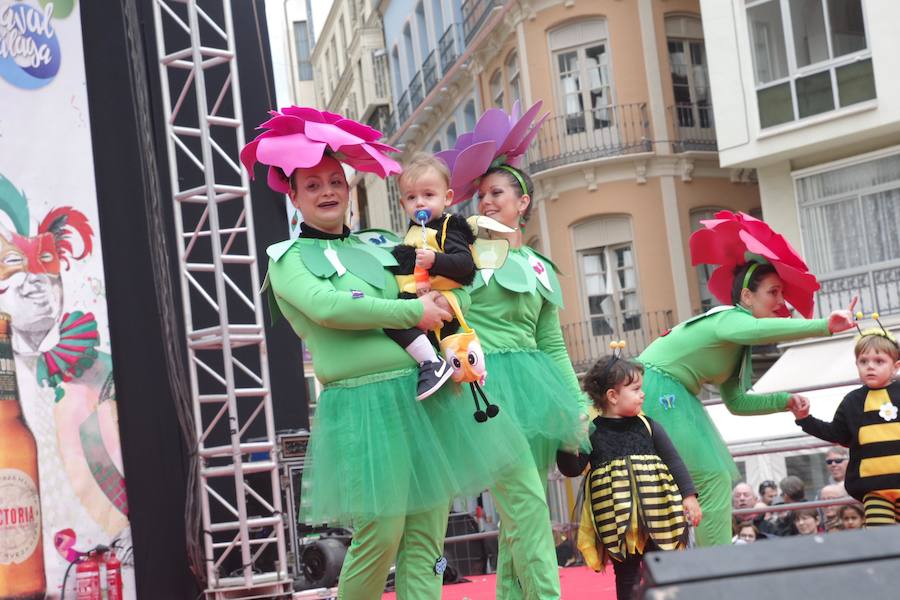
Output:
[730, 446, 863, 544]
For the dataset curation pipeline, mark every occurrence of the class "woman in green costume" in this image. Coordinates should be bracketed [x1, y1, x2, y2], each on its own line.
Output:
[638, 222, 856, 548]
[245, 107, 530, 598]
[467, 165, 586, 599]
[434, 101, 586, 599]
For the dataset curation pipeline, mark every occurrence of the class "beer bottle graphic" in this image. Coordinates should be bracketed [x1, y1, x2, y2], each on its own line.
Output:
[0, 314, 45, 599]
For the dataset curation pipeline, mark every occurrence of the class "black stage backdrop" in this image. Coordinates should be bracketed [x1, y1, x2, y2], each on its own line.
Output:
[81, 1, 307, 597]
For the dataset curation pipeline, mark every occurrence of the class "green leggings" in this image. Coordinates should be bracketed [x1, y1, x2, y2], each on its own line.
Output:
[337, 504, 449, 599]
[690, 469, 733, 547]
[493, 438, 561, 599]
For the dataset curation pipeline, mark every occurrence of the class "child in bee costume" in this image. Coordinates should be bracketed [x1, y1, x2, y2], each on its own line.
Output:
[557, 348, 700, 600]
[361, 154, 513, 403]
[792, 314, 900, 526]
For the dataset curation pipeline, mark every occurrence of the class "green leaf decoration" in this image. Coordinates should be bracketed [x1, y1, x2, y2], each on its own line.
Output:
[266, 239, 297, 263]
[536, 272, 564, 307]
[468, 270, 487, 292]
[526, 249, 564, 307]
[356, 228, 402, 247]
[351, 237, 398, 267]
[298, 243, 337, 279]
[40, 0, 76, 19]
[337, 245, 386, 289]
[494, 252, 534, 293]
[267, 288, 283, 326]
[0, 174, 31, 236]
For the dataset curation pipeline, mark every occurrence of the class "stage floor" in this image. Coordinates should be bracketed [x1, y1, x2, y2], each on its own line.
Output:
[383, 565, 617, 599]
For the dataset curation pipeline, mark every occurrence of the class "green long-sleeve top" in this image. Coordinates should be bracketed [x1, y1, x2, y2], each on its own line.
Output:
[465, 245, 584, 403]
[265, 231, 470, 384]
[638, 306, 831, 414]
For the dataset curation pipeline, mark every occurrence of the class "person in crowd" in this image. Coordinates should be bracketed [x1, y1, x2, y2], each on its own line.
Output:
[558, 355, 700, 600]
[758, 480, 779, 505]
[825, 446, 849, 485]
[733, 521, 760, 544]
[792, 324, 900, 527]
[818, 483, 848, 532]
[839, 504, 865, 530]
[792, 507, 821, 535]
[244, 107, 531, 598]
[638, 210, 855, 546]
[732, 482, 758, 511]
[772, 476, 807, 536]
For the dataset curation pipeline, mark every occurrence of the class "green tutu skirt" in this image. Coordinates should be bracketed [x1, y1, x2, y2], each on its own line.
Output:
[299, 368, 530, 526]
[638, 364, 739, 480]
[480, 350, 588, 470]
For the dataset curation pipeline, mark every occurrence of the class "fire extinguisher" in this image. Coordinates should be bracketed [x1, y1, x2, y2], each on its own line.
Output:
[75, 551, 101, 600]
[105, 549, 123, 600]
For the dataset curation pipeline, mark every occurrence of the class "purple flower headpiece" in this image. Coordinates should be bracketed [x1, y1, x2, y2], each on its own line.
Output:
[241, 106, 402, 194]
[436, 100, 548, 205]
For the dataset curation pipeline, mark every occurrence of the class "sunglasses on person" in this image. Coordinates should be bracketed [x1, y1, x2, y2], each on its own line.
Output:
[825, 458, 845, 465]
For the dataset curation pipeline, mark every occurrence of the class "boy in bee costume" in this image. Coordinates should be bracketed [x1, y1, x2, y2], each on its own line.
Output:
[365, 153, 513, 403]
[792, 314, 900, 526]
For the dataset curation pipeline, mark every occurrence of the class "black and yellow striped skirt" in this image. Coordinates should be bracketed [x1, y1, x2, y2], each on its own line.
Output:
[584, 455, 688, 562]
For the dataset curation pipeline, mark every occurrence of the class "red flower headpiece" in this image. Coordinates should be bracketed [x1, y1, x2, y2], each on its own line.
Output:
[689, 210, 820, 318]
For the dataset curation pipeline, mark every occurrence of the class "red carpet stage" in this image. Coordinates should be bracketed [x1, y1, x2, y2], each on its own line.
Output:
[383, 566, 617, 599]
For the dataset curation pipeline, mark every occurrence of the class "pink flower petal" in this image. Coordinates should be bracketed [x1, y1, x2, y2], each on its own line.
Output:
[334, 119, 383, 142]
[267, 166, 291, 194]
[240, 138, 261, 177]
[449, 140, 496, 194]
[256, 133, 328, 173]
[498, 101, 543, 156]
[510, 110, 549, 157]
[454, 132, 474, 150]
[281, 106, 325, 122]
[435, 149, 460, 172]
[258, 114, 306, 134]
[473, 108, 512, 144]
[321, 111, 344, 124]
[304, 121, 365, 151]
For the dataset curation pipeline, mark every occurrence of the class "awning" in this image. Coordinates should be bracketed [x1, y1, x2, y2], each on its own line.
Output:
[708, 384, 856, 445]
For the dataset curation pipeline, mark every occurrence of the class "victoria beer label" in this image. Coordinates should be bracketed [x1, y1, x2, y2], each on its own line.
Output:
[0, 314, 46, 599]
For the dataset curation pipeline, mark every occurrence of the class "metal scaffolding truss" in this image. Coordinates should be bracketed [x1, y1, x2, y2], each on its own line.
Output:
[150, 0, 290, 597]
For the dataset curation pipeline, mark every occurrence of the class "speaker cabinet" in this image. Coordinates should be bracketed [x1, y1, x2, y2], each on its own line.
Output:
[639, 526, 900, 599]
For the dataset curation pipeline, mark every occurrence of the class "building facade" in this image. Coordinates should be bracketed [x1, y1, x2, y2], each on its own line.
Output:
[702, 0, 900, 320]
[377, 0, 763, 369]
[309, 0, 395, 231]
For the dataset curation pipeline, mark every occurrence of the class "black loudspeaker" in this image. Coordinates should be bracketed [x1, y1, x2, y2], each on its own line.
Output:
[639, 526, 900, 599]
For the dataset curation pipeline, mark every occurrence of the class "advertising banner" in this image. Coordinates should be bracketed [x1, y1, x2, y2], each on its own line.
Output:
[0, 1, 135, 597]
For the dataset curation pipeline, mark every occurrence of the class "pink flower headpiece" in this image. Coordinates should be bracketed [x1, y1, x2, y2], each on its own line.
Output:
[689, 210, 820, 318]
[436, 100, 548, 205]
[241, 106, 401, 194]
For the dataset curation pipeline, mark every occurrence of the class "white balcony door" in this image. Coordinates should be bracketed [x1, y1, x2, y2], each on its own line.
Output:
[666, 16, 713, 133]
[550, 19, 618, 154]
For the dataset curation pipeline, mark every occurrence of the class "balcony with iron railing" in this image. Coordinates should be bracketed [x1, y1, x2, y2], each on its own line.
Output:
[668, 102, 717, 152]
[438, 23, 463, 74]
[366, 105, 396, 140]
[526, 104, 652, 173]
[813, 262, 900, 318]
[461, 0, 505, 43]
[397, 90, 410, 125]
[561, 310, 674, 373]
[409, 71, 424, 109]
[422, 50, 438, 94]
